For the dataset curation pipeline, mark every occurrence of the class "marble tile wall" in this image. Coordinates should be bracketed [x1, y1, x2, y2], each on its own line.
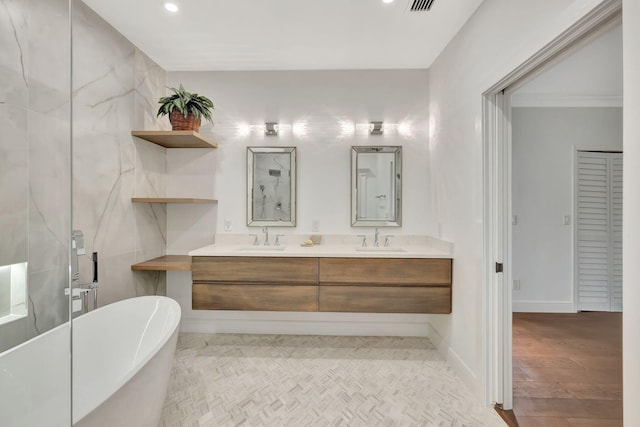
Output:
[0, 0, 29, 275]
[0, 0, 29, 331]
[0, 1, 28, 353]
[71, 0, 167, 305]
[132, 49, 169, 297]
[0, 0, 71, 353]
[0, 0, 168, 353]
[27, 0, 72, 340]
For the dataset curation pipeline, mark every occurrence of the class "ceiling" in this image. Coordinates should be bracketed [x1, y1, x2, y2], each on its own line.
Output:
[81, 0, 483, 71]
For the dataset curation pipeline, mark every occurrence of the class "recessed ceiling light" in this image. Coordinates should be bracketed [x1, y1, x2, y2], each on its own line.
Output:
[164, 2, 179, 12]
[382, 0, 395, 3]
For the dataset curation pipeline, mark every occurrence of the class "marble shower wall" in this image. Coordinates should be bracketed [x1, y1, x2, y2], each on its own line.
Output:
[0, 0, 28, 269]
[72, 0, 167, 305]
[0, 0, 72, 353]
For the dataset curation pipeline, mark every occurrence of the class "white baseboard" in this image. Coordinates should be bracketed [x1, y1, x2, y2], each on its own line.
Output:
[447, 346, 477, 392]
[425, 321, 448, 360]
[512, 301, 576, 313]
[180, 317, 430, 337]
[426, 322, 477, 392]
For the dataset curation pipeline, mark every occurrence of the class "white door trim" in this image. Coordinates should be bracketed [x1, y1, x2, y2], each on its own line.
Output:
[482, 89, 513, 409]
[481, 0, 622, 409]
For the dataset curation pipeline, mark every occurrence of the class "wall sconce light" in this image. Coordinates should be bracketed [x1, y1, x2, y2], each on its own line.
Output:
[265, 122, 293, 136]
[369, 121, 384, 135]
[356, 121, 386, 135]
[265, 122, 278, 136]
[237, 122, 295, 137]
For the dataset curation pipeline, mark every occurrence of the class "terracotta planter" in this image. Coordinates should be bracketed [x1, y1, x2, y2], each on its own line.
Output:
[170, 110, 201, 132]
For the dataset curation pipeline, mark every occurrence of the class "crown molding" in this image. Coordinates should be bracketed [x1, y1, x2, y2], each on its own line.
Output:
[511, 94, 622, 107]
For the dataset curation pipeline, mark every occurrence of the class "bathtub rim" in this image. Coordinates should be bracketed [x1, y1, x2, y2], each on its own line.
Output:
[71, 295, 181, 422]
[0, 313, 69, 359]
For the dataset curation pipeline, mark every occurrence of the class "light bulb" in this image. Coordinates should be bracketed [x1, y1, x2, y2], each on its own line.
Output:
[164, 3, 179, 12]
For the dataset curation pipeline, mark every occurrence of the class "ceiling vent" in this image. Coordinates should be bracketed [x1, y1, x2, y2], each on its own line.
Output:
[409, 0, 435, 12]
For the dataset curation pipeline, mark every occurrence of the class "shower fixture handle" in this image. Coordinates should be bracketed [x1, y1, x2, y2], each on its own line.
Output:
[71, 230, 85, 281]
[92, 252, 98, 283]
[69, 230, 99, 313]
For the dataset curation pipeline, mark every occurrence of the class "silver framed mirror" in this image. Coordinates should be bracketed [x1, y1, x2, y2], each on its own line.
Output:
[247, 147, 296, 227]
[351, 146, 402, 227]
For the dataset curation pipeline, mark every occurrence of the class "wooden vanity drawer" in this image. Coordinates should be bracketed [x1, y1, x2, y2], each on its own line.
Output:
[319, 285, 451, 314]
[192, 256, 318, 284]
[319, 258, 452, 285]
[193, 283, 318, 311]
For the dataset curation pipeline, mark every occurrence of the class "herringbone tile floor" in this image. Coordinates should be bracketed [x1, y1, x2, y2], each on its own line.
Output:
[160, 334, 506, 427]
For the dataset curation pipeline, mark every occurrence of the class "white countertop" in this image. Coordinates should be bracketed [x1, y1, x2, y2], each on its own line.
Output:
[188, 234, 453, 259]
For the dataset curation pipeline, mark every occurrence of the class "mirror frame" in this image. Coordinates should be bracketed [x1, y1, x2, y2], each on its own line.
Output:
[351, 146, 402, 227]
[247, 146, 297, 227]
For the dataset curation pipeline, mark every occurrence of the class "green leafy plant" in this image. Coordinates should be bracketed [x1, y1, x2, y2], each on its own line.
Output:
[156, 84, 214, 124]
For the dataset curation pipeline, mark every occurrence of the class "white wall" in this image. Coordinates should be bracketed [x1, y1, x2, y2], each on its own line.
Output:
[166, 149, 218, 254]
[166, 70, 432, 238]
[622, 0, 640, 421]
[427, 0, 609, 396]
[512, 107, 622, 312]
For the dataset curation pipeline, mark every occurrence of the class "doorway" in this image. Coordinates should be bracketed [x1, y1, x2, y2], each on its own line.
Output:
[482, 0, 622, 413]
[510, 78, 623, 425]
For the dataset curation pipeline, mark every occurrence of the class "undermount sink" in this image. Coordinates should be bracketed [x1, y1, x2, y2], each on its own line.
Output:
[355, 247, 407, 253]
[238, 246, 286, 251]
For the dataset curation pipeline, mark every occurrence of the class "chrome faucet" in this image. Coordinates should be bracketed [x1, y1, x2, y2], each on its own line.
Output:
[263, 226, 270, 246]
[374, 227, 380, 247]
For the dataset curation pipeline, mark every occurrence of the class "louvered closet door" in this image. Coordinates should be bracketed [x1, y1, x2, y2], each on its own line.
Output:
[576, 151, 623, 312]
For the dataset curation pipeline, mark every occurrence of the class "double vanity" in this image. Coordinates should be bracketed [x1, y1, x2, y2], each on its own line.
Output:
[131, 139, 453, 317]
[189, 234, 453, 314]
[184, 144, 453, 315]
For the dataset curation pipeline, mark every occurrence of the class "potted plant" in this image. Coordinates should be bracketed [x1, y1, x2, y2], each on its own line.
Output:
[156, 84, 214, 132]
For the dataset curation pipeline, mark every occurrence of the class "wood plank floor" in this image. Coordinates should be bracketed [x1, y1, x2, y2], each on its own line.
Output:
[512, 312, 622, 427]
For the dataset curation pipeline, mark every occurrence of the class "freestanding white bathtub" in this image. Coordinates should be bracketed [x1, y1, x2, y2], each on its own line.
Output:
[0, 296, 180, 427]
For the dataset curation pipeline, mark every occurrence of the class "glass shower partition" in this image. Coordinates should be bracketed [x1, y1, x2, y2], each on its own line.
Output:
[0, 0, 73, 425]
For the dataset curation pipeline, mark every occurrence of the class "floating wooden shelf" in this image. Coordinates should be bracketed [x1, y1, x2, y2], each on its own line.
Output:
[131, 130, 218, 148]
[131, 197, 218, 204]
[131, 255, 191, 271]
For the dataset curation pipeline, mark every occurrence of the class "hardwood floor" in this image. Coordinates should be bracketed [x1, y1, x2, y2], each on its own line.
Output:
[512, 312, 622, 427]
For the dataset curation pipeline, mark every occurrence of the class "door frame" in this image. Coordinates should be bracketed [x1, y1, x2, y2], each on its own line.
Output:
[482, 0, 621, 409]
